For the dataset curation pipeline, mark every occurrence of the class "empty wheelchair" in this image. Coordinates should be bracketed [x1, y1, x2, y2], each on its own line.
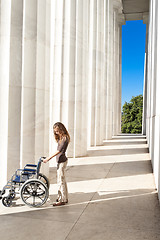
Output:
[0, 157, 49, 208]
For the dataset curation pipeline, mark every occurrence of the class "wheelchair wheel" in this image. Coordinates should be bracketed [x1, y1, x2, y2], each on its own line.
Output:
[2, 197, 12, 207]
[38, 173, 50, 189]
[20, 179, 49, 207]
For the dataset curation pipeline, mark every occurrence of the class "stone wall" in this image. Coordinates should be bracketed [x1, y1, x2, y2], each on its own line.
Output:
[144, 0, 160, 198]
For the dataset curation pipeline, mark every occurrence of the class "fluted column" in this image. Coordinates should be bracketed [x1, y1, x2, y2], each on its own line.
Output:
[0, 0, 12, 187]
[44, 0, 51, 161]
[52, 0, 63, 123]
[88, 0, 96, 147]
[61, 0, 76, 157]
[95, 0, 105, 146]
[35, 0, 46, 161]
[49, 0, 56, 166]
[142, 14, 149, 135]
[150, 0, 158, 185]
[88, 0, 97, 146]
[103, 0, 108, 141]
[113, 6, 119, 136]
[112, 0, 123, 136]
[73, 0, 83, 156]
[35, 0, 50, 176]
[156, 0, 160, 194]
[80, 0, 89, 155]
[49, 0, 64, 165]
[112, 9, 118, 136]
[74, 0, 88, 156]
[105, 0, 113, 140]
[100, 0, 106, 144]
[95, 0, 102, 145]
[146, 0, 152, 145]
[117, 14, 125, 134]
[148, 0, 156, 158]
[20, 0, 37, 167]
[0, 0, 23, 187]
[145, 0, 160, 193]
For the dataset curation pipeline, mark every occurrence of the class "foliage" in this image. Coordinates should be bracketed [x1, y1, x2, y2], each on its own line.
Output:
[121, 95, 143, 134]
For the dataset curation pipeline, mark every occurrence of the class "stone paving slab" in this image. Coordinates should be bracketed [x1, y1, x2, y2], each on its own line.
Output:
[0, 151, 160, 240]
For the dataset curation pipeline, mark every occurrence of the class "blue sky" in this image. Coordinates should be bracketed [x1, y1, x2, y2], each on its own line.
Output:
[122, 20, 146, 107]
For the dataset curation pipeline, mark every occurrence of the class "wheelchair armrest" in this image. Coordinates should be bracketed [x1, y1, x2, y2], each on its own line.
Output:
[25, 164, 37, 168]
[23, 168, 36, 172]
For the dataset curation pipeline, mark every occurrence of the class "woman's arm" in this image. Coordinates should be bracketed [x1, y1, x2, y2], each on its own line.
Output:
[43, 150, 60, 163]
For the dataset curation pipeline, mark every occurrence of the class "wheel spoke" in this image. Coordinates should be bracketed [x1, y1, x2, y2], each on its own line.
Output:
[23, 195, 32, 201]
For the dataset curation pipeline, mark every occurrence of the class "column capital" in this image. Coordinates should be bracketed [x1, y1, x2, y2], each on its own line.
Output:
[118, 13, 126, 25]
[113, 0, 123, 13]
[143, 12, 149, 24]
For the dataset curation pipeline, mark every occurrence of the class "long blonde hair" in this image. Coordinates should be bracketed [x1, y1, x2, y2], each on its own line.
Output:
[53, 122, 70, 143]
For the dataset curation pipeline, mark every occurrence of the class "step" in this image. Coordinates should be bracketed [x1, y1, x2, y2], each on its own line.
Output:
[112, 134, 146, 140]
[103, 138, 147, 146]
[87, 144, 149, 157]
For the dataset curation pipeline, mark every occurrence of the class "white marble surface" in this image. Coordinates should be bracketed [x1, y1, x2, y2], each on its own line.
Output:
[145, 0, 160, 199]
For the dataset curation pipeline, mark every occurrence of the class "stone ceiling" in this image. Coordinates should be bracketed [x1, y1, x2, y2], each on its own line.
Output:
[122, 0, 149, 21]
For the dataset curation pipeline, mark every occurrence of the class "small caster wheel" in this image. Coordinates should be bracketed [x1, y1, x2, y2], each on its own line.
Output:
[0, 190, 5, 200]
[2, 197, 12, 207]
[10, 193, 16, 199]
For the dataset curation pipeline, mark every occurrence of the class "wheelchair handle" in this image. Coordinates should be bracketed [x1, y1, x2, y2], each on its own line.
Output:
[39, 157, 46, 162]
[37, 157, 46, 177]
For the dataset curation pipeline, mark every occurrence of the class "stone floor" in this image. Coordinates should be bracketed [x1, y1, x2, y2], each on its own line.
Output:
[0, 139, 160, 240]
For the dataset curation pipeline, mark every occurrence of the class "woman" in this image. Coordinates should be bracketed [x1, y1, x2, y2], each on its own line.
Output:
[43, 122, 70, 206]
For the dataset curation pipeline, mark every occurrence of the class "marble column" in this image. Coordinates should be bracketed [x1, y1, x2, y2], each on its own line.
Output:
[148, 0, 156, 161]
[35, 0, 46, 161]
[88, 0, 106, 147]
[112, 0, 123, 136]
[80, 0, 89, 155]
[95, 0, 106, 146]
[145, 0, 160, 197]
[105, 0, 113, 140]
[52, 0, 63, 124]
[95, 0, 102, 145]
[49, 0, 56, 166]
[73, 0, 83, 156]
[35, 0, 50, 176]
[156, 0, 160, 197]
[118, 23, 122, 134]
[49, 0, 64, 165]
[20, 0, 37, 167]
[142, 14, 149, 135]
[150, 0, 158, 187]
[44, 0, 51, 161]
[0, 0, 12, 187]
[103, 0, 108, 141]
[61, 0, 76, 158]
[0, 0, 23, 188]
[146, 0, 152, 145]
[74, 0, 88, 156]
[101, 0, 106, 143]
[88, 0, 96, 147]
[117, 14, 125, 134]
[112, 9, 119, 136]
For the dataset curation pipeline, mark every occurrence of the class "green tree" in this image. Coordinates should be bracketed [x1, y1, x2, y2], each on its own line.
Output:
[121, 95, 143, 134]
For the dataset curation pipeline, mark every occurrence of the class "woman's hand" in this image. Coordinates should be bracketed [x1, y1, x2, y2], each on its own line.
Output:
[43, 157, 50, 163]
[43, 151, 60, 163]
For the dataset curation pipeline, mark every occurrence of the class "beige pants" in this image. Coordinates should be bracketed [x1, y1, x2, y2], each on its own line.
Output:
[57, 161, 68, 202]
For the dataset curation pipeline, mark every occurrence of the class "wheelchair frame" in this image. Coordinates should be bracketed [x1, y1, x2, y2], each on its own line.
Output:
[0, 157, 49, 208]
